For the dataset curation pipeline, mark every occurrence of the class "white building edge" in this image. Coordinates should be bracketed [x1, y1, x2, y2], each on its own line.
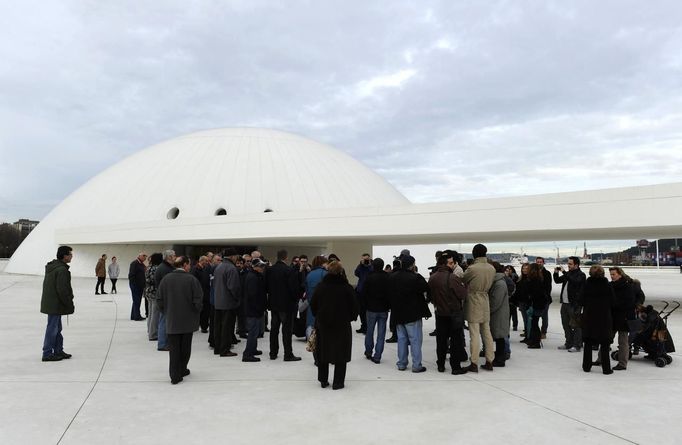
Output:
[7, 128, 682, 278]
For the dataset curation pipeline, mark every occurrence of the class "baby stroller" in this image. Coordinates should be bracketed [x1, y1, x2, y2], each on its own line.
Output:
[618, 301, 679, 368]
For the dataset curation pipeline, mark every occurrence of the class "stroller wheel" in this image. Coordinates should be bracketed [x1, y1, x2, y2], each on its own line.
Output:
[665, 355, 673, 365]
[611, 351, 618, 361]
[655, 357, 667, 368]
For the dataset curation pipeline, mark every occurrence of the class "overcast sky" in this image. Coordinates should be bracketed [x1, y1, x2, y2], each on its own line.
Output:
[1, 1, 681, 254]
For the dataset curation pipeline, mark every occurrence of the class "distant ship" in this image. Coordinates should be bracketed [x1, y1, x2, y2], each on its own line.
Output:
[509, 254, 529, 268]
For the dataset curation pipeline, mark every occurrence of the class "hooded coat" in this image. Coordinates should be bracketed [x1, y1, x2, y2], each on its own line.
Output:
[41, 259, 75, 315]
[462, 258, 495, 323]
[311, 274, 359, 364]
[489, 273, 510, 339]
[581, 276, 615, 343]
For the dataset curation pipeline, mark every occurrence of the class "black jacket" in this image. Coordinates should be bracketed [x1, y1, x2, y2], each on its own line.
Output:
[581, 276, 615, 343]
[511, 277, 529, 306]
[542, 268, 552, 303]
[154, 261, 174, 288]
[362, 270, 391, 312]
[553, 268, 586, 305]
[128, 259, 146, 290]
[266, 261, 299, 312]
[388, 269, 430, 324]
[243, 269, 267, 317]
[311, 274, 359, 364]
[157, 270, 203, 335]
[611, 278, 636, 332]
[191, 264, 211, 299]
[527, 279, 547, 310]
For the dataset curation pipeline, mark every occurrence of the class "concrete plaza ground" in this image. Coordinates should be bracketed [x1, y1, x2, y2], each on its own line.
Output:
[1, 268, 681, 445]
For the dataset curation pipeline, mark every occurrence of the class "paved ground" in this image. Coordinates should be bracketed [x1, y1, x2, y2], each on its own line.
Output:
[1, 271, 680, 445]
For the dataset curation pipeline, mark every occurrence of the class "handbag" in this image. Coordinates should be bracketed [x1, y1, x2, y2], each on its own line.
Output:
[305, 328, 317, 352]
[297, 298, 309, 313]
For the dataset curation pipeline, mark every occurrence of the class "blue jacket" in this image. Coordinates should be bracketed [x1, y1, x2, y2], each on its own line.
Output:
[305, 267, 327, 327]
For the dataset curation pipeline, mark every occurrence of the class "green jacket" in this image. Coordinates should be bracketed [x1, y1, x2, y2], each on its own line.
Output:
[40, 259, 75, 315]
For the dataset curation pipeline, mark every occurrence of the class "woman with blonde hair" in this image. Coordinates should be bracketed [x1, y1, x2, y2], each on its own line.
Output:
[310, 261, 359, 390]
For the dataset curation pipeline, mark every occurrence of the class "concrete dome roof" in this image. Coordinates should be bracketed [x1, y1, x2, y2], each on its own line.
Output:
[61, 127, 408, 226]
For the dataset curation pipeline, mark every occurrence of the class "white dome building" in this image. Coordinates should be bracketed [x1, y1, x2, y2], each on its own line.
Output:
[7, 128, 409, 276]
[8, 127, 682, 277]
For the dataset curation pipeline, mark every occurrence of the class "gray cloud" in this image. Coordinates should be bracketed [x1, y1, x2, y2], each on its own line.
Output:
[1, 0, 682, 223]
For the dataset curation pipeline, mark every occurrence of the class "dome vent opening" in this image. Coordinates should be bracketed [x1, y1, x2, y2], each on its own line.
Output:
[167, 207, 180, 219]
[215, 208, 227, 216]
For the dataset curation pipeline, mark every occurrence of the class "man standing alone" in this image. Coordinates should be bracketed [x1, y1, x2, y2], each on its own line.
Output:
[157, 256, 203, 384]
[41, 246, 75, 362]
[553, 256, 586, 353]
[128, 252, 147, 321]
[95, 254, 107, 295]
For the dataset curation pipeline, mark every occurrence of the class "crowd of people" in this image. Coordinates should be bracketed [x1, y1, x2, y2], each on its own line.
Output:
[39, 243, 648, 386]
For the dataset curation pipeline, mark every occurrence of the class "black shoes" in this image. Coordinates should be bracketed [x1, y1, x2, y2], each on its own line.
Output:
[452, 368, 468, 375]
[613, 364, 627, 371]
[332, 383, 344, 390]
[183, 369, 190, 376]
[385, 336, 398, 343]
[356, 328, 366, 334]
[254, 350, 263, 356]
[200, 329, 208, 333]
[437, 365, 445, 373]
[269, 354, 278, 360]
[371, 357, 380, 364]
[58, 351, 72, 359]
[412, 366, 427, 373]
[101, 291, 108, 294]
[364, 352, 372, 360]
[42, 354, 63, 362]
[320, 381, 330, 388]
[492, 359, 506, 367]
[242, 356, 261, 362]
[220, 351, 237, 357]
[283, 355, 301, 362]
[171, 377, 183, 385]
[429, 330, 437, 337]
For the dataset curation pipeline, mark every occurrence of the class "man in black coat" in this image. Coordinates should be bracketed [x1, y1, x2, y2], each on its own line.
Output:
[265, 249, 301, 361]
[128, 252, 148, 321]
[553, 256, 586, 353]
[157, 256, 203, 384]
[535, 257, 552, 338]
[242, 259, 268, 362]
[362, 258, 390, 363]
[191, 256, 212, 333]
[388, 255, 430, 372]
[154, 249, 176, 351]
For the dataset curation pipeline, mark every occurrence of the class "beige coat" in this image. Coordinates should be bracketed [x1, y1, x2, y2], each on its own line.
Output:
[462, 257, 496, 323]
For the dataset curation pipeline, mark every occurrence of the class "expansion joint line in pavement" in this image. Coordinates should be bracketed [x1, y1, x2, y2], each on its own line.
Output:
[55, 294, 119, 445]
[475, 379, 638, 444]
[0, 282, 19, 294]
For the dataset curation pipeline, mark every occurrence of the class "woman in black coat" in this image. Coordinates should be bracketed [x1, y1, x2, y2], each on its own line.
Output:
[609, 267, 636, 371]
[524, 263, 546, 349]
[310, 261, 359, 390]
[581, 265, 615, 375]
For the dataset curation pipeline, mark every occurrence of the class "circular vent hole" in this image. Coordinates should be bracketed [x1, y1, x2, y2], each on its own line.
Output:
[167, 207, 180, 219]
[215, 208, 227, 216]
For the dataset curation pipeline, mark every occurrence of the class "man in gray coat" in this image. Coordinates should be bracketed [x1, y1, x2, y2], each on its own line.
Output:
[212, 247, 242, 357]
[157, 256, 203, 384]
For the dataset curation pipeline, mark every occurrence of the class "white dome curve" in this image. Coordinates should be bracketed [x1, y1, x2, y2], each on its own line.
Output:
[60, 127, 409, 225]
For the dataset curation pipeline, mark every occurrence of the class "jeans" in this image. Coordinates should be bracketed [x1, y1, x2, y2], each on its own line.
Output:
[129, 283, 143, 320]
[396, 319, 423, 371]
[158, 312, 167, 349]
[42, 315, 63, 357]
[270, 310, 294, 357]
[244, 316, 262, 357]
[365, 311, 388, 360]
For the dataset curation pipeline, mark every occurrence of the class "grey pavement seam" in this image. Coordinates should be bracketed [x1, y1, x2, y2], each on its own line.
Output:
[477, 379, 639, 444]
[55, 293, 118, 445]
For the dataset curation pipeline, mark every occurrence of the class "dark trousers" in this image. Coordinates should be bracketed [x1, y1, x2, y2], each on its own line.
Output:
[244, 316, 262, 357]
[318, 362, 347, 387]
[214, 308, 237, 355]
[237, 301, 247, 335]
[583, 340, 611, 373]
[494, 338, 506, 363]
[388, 311, 397, 335]
[541, 304, 549, 334]
[96, 277, 106, 293]
[144, 298, 148, 318]
[208, 305, 215, 347]
[269, 310, 294, 357]
[509, 304, 518, 329]
[435, 315, 464, 370]
[167, 332, 193, 383]
[129, 283, 143, 320]
[528, 312, 542, 346]
[356, 291, 367, 330]
[42, 315, 63, 357]
[560, 303, 582, 348]
[110, 278, 118, 293]
[200, 296, 210, 331]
